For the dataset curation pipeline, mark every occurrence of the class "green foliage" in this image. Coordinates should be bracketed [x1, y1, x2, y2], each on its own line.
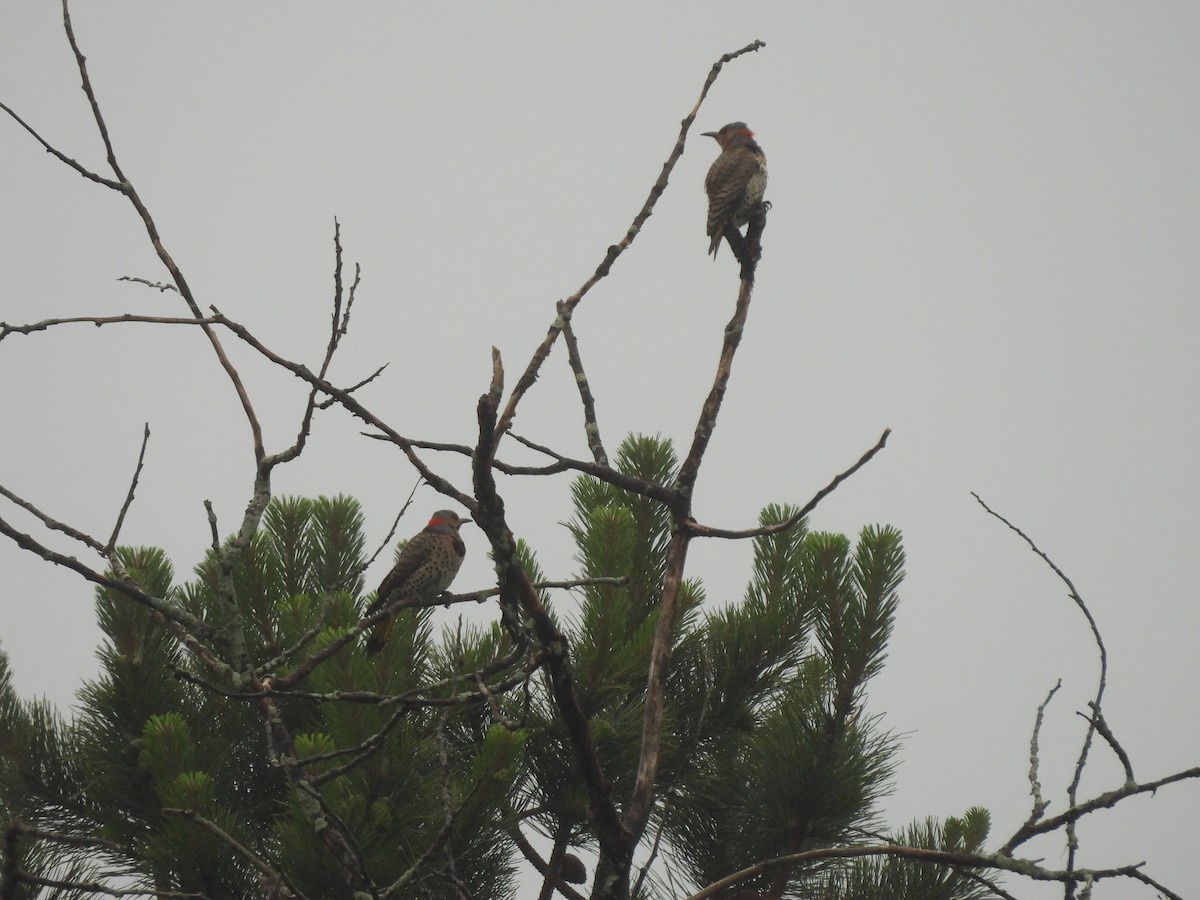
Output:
[1, 451, 973, 899]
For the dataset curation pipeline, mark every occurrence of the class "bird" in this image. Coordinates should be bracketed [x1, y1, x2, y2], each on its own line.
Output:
[703, 121, 768, 257]
[364, 509, 469, 654]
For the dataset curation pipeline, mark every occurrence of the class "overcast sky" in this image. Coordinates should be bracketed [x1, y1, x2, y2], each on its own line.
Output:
[2, 4, 1197, 897]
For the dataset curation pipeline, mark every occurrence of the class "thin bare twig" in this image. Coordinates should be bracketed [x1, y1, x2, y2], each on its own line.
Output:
[684, 843, 1154, 900]
[506, 432, 674, 503]
[357, 480, 422, 582]
[1021, 680, 1061, 836]
[0, 510, 212, 639]
[268, 220, 359, 469]
[105, 423, 150, 553]
[559, 309, 608, 466]
[118, 275, 179, 292]
[162, 809, 308, 900]
[972, 492, 1111, 880]
[686, 428, 892, 539]
[0, 483, 105, 553]
[1080, 702, 1134, 785]
[0, 98, 125, 190]
[1127, 868, 1185, 900]
[1002, 765, 1200, 851]
[206, 307, 474, 511]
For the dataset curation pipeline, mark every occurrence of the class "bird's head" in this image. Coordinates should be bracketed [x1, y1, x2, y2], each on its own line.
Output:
[702, 122, 755, 150]
[426, 510, 469, 534]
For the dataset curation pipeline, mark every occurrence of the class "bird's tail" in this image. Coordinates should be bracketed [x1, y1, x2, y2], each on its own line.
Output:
[365, 618, 393, 654]
[708, 230, 722, 257]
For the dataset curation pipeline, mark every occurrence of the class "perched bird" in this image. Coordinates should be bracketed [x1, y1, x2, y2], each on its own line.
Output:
[703, 121, 768, 257]
[364, 510, 468, 654]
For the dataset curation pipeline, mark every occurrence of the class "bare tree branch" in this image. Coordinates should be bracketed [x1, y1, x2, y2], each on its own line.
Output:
[1019, 680, 1060, 836]
[685, 428, 892, 539]
[0, 98, 125, 190]
[0, 313, 226, 340]
[1080, 702, 1135, 786]
[559, 309, 609, 466]
[973, 492, 1114, 880]
[105, 423, 150, 553]
[206, 306, 474, 511]
[268, 220, 358, 469]
[118, 275, 178, 292]
[684, 843, 1163, 900]
[1001, 764, 1200, 852]
[0, 482, 106, 553]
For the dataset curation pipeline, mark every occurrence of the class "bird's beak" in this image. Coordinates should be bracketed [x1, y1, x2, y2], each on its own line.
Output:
[701, 131, 718, 137]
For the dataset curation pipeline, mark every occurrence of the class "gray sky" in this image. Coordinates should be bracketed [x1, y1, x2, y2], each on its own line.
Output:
[2, 3, 1197, 897]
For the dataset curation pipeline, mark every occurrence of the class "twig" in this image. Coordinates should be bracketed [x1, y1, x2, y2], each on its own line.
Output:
[686, 428, 891, 539]
[162, 808, 308, 899]
[0, 510, 209, 635]
[356, 480, 422, 583]
[559, 309, 608, 466]
[1127, 868, 1184, 900]
[118, 275, 178, 292]
[317, 362, 387, 409]
[0, 313, 225, 341]
[683, 843, 1150, 900]
[1020, 680, 1060, 838]
[105, 423, 150, 553]
[206, 307, 475, 511]
[203, 500, 220, 552]
[268, 220, 359, 469]
[308, 705, 415, 785]
[506, 433, 674, 503]
[0, 98, 125, 190]
[1080, 702, 1134, 786]
[972, 492, 1111, 880]
[1002, 765, 1200, 850]
[0, 482, 105, 553]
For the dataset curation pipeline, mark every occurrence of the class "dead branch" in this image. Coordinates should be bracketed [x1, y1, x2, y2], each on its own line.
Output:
[685, 428, 892, 539]
[684, 842, 1170, 900]
[104, 423, 150, 553]
[559, 308, 609, 466]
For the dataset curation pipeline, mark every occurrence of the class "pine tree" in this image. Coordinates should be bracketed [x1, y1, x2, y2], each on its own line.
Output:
[2, 443, 988, 899]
